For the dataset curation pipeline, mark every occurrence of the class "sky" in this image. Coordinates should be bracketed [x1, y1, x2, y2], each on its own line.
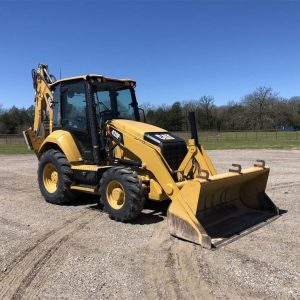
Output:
[0, 0, 299, 109]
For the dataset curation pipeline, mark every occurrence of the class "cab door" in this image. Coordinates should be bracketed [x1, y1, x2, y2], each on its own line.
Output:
[59, 80, 93, 162]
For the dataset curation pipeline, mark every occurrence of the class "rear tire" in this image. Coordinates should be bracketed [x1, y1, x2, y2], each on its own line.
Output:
[38, 149, 77, 205]
[99, 167, 145, 221]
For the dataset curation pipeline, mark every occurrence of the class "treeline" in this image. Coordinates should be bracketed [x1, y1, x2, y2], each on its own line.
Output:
[142, 87, 300, 131]
[0, 105, 34, 134]
[1, 86, 300, 134]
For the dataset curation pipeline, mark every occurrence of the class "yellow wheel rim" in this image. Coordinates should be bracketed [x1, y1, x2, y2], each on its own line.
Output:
[106, 180, 125, 210]
[43, 163, 59, 193]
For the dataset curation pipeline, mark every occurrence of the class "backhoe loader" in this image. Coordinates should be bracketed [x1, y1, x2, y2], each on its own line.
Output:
[24, 64, 279, 249]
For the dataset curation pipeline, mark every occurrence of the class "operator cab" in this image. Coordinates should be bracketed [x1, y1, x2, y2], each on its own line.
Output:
[51, 75, 143, 164]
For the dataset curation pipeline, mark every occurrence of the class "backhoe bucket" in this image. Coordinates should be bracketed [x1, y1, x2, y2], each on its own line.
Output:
[168, 166, 279, 249]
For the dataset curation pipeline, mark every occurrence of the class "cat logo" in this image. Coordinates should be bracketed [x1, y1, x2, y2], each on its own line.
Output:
[110, 128, 124, 144]
[154, 133, 175, 140]
[111, 129, 121, 140]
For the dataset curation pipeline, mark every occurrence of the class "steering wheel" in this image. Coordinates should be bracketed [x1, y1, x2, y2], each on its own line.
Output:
[100, 110, 112, 116]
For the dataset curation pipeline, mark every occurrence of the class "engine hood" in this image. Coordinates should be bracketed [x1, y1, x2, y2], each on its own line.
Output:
[108, 119, 167, 140]
[108, 119, 188, 171]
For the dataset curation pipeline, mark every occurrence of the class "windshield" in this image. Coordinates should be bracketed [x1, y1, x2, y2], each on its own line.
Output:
[93, 81, 138, 121]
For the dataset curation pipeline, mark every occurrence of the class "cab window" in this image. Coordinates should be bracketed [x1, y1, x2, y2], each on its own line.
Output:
[52, 84, 61, 129]
[61, 81, 87, 131]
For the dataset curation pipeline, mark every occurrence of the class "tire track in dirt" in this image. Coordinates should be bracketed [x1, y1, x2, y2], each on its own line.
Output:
[143, 222, 212, 300]
[143, 222, 181, 300]
[0, 214, 80, 283]
[170, 241, 212, 300]
[0, 209, 100, 300]
[11, 236, 70, 300]
[268, 182, 300, 191]
[0, 217, 31, 231]
[20, 235, 73, 300]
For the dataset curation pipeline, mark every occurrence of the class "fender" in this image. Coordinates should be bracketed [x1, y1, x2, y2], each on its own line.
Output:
[38, 130, 82, 163]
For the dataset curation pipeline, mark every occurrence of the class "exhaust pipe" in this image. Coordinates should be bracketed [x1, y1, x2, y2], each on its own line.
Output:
[188, 111, 199, 147]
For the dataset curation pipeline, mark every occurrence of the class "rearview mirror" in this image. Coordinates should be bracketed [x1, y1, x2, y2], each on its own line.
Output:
[138, 107, 146, 122]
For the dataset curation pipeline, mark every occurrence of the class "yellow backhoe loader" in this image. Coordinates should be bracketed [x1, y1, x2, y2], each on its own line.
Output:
[24, 64, 279, 249]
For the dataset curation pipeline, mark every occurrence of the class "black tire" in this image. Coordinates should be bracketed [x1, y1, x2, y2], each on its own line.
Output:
[99, 167, 145, 221]
[38, 149, 77, 205]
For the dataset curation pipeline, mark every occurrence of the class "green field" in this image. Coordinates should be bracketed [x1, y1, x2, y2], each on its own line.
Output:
[0, 131, 299, 154]
[174, 130, 300, 150]
[0, 144, 32, 154]
[203, 139, 300, 150]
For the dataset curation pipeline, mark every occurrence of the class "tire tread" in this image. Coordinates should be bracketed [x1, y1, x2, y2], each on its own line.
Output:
[38, 149, 77, 205]
[99, 167, 144, 221]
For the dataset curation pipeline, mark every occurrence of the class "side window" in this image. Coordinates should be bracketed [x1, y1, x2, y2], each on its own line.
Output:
[61, 81, 87, 131]
[52, 84, 61, 129]
[116, 89, 135, 119]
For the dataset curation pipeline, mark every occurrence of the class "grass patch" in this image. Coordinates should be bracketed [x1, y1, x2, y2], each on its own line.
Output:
[0, 144, 32, 154]
[175, 131, 300, 150]
[203, 139, 300, 150]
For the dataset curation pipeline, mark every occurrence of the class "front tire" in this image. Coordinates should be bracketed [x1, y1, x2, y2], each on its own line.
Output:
[99, 167, 145, 221]
[38, 149, 77, 205]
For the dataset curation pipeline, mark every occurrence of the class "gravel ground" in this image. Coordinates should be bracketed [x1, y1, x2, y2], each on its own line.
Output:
[0, 150, 299, 299]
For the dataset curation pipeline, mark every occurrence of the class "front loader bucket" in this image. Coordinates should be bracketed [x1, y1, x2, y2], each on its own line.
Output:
[168, 166, 279, 249]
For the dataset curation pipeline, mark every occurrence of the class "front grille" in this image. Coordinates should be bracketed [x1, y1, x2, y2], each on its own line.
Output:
[161, 141, 187, 171]
[143, 132, 188, 171]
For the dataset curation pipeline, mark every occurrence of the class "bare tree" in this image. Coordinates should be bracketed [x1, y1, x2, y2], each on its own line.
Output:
[140, 102, 155, 115]
[198, 95, 215, 129]
[287, 97, 300, 128]
[242, 87, 278, 130]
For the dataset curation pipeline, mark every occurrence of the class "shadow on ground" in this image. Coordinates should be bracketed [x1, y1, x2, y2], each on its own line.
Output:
[72, 193, 171, 225]
[279, 208, 288, 215]
[132, 200, 170, 225]
[67, 190, 171, 225]
[70, 194, 99, 207]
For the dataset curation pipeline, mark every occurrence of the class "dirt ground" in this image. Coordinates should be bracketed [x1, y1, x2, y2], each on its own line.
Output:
[0, 150, 299, 300]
